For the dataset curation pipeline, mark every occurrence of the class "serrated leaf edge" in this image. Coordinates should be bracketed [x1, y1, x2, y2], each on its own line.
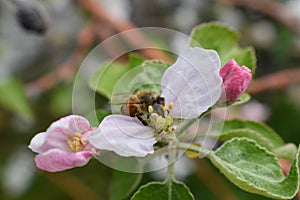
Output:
[190, 22, 240, 47]
[209, 137, 300, 199]
[219, 128, 277, 151]
[223, 120, 285, 147]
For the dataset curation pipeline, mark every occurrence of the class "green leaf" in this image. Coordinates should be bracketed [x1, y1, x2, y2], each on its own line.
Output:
[50, 84, 72, 116]
[219, 120, 284, 149]
[190, 22, 256, 74]
[131, 181, 194, 200]
[128, 60, 169, 94]
[219, 129, 276, 152]
[129, 53, 145, 68]
[0, 79, 33, 120]
[89, 61, 134, 100]
[209, 138, 300, 199]
[110, 171, 142, 200]
[89, 58, 169, 100]
[85, 109, 111, 127]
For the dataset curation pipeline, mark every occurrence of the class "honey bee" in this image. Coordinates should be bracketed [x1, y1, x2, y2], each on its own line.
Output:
[119, 91, 165, 125]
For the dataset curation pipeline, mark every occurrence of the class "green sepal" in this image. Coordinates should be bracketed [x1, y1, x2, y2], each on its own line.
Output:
[230, 93, 251, 106]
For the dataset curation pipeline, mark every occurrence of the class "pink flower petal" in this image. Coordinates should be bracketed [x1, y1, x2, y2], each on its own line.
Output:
[161, 47, 222, 119]
[34, 149, 92, 172]
[219, 59, 252, 104]
[38, 115, 91, 152]
[89, 115, 156, 157]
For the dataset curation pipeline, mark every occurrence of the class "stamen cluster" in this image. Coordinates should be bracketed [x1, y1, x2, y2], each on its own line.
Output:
[67, 132, 86, 152]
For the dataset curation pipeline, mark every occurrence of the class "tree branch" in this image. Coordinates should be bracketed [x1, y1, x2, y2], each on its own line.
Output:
[77, 0, 173, 63]
[25, 20, 97, 98]
[247, 68, 300, 94]
[220, 0, 300, 34]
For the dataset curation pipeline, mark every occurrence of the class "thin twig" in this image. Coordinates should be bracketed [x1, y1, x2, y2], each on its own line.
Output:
[25, 0, 174, 97]
[220, 0, 300, 34]
[44, 172, 101, 200]
[25, 20, 97, 98]
[247, 68, 300, 94]
[77, 0, 173, 63]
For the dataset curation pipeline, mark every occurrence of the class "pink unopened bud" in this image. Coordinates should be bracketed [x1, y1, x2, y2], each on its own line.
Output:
[219, 59, 252, 105]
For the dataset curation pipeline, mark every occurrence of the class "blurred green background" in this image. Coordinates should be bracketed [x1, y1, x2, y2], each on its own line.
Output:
[0, 0, 299, 199]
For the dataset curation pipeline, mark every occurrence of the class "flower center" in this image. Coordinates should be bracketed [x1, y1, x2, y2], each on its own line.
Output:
[148, 103, 174, 133]
[67, 132, 86, 152]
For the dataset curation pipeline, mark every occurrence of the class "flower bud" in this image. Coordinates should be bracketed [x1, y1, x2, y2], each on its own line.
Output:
[219, 59, 252, 105]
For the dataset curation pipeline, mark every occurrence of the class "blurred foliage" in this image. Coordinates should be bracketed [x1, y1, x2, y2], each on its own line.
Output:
[0, 79, 33, 120]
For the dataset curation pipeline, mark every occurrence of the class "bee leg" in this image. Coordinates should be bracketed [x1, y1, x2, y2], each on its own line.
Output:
[136, 115, 148, 126]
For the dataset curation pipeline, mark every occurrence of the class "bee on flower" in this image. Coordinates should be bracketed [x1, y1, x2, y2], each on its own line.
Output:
[88, 47, 224, 157]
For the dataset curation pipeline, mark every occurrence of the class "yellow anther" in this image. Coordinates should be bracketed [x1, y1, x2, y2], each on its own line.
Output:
[168, 103, 174, 109]
[148, 105, 153, 113]
[67, 133, 85, 152]
[163, 106, 168, 112]
[67, 134, 73, 140]
[74, 132, 81, 137]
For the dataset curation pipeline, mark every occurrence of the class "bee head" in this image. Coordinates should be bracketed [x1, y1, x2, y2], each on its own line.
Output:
[157, 97, 165, 106]
[141, 92, 156, 104]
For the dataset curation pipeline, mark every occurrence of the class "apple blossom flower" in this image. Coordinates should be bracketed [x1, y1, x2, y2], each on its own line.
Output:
[89, 47, 223, 157]
[219, 59, 252, 105]
[28, 115, 96, 172]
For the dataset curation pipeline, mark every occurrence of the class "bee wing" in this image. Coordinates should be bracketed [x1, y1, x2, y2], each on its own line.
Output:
[109, 93, 133, 105]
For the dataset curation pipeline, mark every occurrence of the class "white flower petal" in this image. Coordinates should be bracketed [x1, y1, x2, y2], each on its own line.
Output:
[28, 132, 47, 153]
[161, 47, 222, 119]
[89, 115, 156, 157]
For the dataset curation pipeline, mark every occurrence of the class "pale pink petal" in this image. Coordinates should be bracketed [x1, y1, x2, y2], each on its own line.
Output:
[89, 115, 156, 157]
[34, 149, 92, 172]
[81, 130, 98, 156]
[161, 47, 222, 119]
[28, 132, 47, 153]
[39, 115, 91, 152]
[47, 115, 91, 134]
[68, 116, 92, 133]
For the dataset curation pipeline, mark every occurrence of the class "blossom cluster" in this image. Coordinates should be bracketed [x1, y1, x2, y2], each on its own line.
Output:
[28, 47, 252, 172]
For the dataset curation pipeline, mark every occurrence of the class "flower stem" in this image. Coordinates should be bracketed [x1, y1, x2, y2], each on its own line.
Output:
[167, 141, 177, 182]
[165, 141, 178, 200]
